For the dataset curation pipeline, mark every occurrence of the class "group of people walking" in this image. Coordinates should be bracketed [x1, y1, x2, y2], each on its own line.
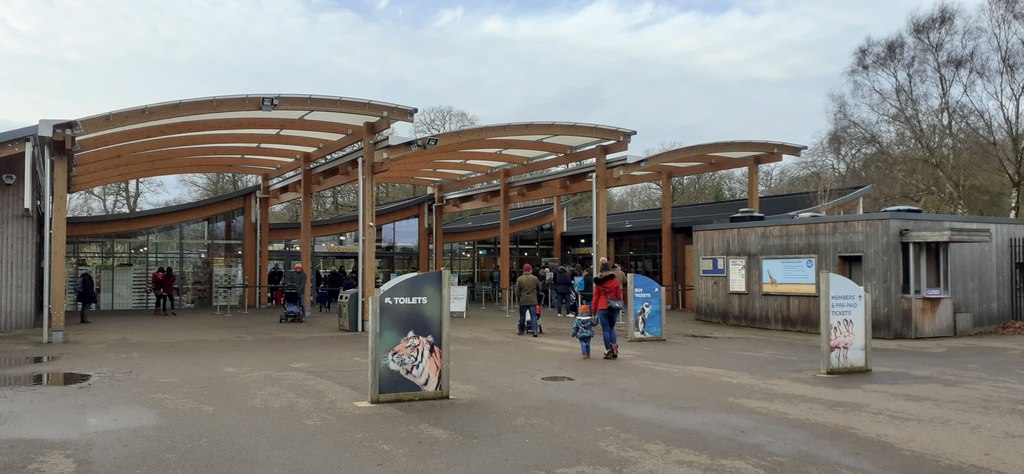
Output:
[514, 257, 626, 360]
[150, 267, 177, 316]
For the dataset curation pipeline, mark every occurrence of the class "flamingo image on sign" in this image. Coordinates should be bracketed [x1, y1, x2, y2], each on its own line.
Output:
[820, 272, 871, 375]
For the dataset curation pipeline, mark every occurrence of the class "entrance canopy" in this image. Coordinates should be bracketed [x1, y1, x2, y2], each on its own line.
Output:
[69, 94, 416, 192]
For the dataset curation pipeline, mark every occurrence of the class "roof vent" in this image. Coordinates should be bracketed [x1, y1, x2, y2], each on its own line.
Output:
[729, 208, 765, 223]
[880, 205, 923, 214]
[794, 212, 825, 219]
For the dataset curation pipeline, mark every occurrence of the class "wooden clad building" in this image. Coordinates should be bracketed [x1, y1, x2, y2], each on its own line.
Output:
[693, 211, 1022, 338]
[0, 126, 43, 331]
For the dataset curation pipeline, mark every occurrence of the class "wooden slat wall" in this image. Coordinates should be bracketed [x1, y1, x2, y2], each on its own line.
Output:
[0, 155, 40, 331]
[940, 220, 1013, 329]
[695, 217, 1024, 338]
[694, 220, 898, 337]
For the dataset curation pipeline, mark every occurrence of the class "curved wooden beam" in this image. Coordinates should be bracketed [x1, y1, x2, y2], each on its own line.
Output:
[76, 146, 300, 174]
[269, 201, 421, 240]
[77, 118, 350, 152]
[67, 193, 248, 237]
[442, 211, 552, 243]
[76, 95, 414, 138]
[78, 133, 326, 163]
[72, 165, 271, 192]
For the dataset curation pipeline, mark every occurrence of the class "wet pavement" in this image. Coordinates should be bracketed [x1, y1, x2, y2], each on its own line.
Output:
[1, 305, 1022, 473]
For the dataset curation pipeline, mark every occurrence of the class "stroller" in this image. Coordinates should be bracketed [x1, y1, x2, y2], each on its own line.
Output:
[526, 304, 543, 335]
[279, 284, 305, 323]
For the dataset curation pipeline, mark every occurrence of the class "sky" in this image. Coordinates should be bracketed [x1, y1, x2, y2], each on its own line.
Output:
[0, 0, 985, 159]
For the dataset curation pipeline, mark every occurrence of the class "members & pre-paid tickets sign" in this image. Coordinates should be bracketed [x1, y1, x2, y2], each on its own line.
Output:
[369, 270, 451, 403]
[628, 274, 665, 342]
[819, 272, 871, 375]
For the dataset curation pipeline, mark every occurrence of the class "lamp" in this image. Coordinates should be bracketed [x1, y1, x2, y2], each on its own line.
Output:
[425, 136, 439, 149]
[260, 97, 279, 112]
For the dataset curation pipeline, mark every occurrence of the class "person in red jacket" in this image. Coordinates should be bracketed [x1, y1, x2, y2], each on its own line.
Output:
[592, 260, 623, 359]
[162, 267, 177, 316]
[151, 267, 165, 316]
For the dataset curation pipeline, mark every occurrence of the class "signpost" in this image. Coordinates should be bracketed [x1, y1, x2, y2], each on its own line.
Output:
[450, 285, 467, 318]
[627, 274, 665, 342]
[820, 272, 871, 375]
[368, 270, 451, 404]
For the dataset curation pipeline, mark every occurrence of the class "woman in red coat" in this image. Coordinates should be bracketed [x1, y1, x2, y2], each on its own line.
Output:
[161, 267, 177, 316]
[592, 260, 623, 359]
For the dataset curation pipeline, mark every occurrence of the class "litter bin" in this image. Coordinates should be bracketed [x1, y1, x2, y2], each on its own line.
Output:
[337, 289, 359, 331]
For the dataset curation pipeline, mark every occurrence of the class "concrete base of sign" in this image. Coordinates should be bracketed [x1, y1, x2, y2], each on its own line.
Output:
[51, 330, 64, 343]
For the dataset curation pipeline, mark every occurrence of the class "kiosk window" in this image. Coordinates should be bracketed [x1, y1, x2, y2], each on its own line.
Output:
[901, 242, 949, 296]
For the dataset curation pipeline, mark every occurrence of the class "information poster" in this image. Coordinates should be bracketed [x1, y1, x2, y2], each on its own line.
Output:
[628, 274, 665, 341]
[450, 285, 467, 316]
[369, 270, 450, 403]
[761, 257, 817, 295]
[700, 256, 726, 277]
[820, 272, 871, 374]
[728, 257, 747, 293]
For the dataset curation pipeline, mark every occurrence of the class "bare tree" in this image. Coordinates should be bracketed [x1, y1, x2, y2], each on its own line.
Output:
[815, 3, 992, 214]
[177, 173, 258, 201]
[69, 178, 166, 215]
[413, 105, 479, 136]
[966, 0, 1024, 216]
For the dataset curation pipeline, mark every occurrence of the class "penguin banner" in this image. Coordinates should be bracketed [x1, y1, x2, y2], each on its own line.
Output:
[628, 273, 665, 342]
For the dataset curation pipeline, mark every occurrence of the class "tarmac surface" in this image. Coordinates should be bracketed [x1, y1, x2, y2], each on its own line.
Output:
[1, 303, 1022, 473]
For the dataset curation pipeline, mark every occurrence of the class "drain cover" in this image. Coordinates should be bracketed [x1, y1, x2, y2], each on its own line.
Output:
[541, 376, 575, 382]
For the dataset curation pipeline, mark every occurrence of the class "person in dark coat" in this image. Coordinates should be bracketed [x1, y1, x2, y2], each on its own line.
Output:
[268, 265, 284, 305]
[580, 266, 594, 306]
[553, 266, 573, 317]
[327, 267, 344, 305]
[76, 271, 97, 324]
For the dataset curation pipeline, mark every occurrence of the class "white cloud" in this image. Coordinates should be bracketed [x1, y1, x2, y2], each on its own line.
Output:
[0, 0, 988, 156]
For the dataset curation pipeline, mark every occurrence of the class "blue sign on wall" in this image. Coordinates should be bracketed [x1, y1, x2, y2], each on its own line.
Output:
[700, 256, 727, 277]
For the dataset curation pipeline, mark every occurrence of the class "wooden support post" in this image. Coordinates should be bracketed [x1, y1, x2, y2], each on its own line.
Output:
[499, 169, 511, 302]
[661, 173, 673, 290]
[243, 191, 257, 306]
[747, 162, 760, 213]
[419, 201, 429, 272]
[301, 154, 313, 305]
[594, 146, 608, 263]
[433, 188, 444, 271]
[259, 174, 270, 306]
[360, 123, 376, 324]
[553, 196, 563, 264]
[49, 149, 69, 336]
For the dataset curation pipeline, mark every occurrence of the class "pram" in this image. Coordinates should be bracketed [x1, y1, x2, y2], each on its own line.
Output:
[279, 284, 305, 323]
[526, 304, 544, 334]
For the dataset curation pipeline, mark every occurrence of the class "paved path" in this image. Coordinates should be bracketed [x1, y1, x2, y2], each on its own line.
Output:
[1, 306, 1022, 473]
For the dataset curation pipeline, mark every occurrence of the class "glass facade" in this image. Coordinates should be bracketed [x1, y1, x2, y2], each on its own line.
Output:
[612, 233, 663, 282]
[268, 216, 422, 288]
[67, 209, 244, 311]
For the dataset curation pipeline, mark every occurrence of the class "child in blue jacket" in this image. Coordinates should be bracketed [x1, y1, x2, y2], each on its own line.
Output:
[571, 304, 596, 359]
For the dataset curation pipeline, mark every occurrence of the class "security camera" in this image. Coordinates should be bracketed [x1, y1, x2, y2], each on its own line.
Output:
[1, 174, 15, 185]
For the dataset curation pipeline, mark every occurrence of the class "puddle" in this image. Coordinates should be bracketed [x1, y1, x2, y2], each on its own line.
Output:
[0, 372, 91, 387]
[0, 356, 58, 368]
[541, 376, 575, 382]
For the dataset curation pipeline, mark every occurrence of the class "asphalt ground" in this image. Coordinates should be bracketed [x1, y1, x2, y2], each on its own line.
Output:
[1, 304, 1022, 473]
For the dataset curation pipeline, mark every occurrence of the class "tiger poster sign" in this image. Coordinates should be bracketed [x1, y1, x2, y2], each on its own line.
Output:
[368, 270, 451, 404]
